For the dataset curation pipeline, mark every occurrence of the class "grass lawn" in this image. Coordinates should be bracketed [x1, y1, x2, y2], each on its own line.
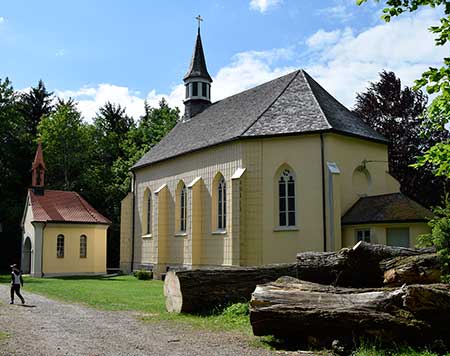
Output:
[0, 274, 448, 355]
[0, 274, 250, 333]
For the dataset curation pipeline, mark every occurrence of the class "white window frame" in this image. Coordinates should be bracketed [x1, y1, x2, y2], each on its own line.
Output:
[217, 177, 226, 230]
[57, 234, 64, 258]
[278, 169, 296, 227]
[80, 235, 87, 258]
[180, 185, 187, 232]
[356, 229, 371, 243]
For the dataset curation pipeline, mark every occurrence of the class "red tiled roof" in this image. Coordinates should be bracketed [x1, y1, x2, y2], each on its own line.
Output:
[29, 189, 111, 225]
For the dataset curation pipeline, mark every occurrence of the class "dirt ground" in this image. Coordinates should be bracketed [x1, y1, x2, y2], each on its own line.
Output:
[0, 285, 321, 356]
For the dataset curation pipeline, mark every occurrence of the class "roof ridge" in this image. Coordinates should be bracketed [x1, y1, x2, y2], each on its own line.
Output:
[240, 70, 301, 137]
[300, 70, 332, 130]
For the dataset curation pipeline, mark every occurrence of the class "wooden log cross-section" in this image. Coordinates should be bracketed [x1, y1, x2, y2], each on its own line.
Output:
[250, 277, 450, 347]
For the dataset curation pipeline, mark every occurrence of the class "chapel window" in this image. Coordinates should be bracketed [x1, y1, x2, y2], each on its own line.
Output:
[146, 193, 152, 235]
[180, 184, 187, 232]
[217, 177, 226, 230]
[202, 82, 207, 97]
[279, 169, 296, 227]
[57, 234, 64, 258]
[80, 235, 87, 258]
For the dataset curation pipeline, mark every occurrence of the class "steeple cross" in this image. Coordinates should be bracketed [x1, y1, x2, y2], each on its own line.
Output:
[196, 15, 203, 30]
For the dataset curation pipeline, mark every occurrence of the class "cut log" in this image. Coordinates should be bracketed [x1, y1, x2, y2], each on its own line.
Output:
[250, 277, 450, 347]
[163, 263, 298, 313]
[381, 253, 441, 286]
[296, 241, 436, 287]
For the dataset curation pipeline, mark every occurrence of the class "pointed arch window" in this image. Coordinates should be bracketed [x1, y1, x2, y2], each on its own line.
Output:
[146, 193, 152, 235]
[217, 177, 226, 230]
[279, 169, 296, 227]
[180, 184, 187, 232]
[80, 235, 87, 258]
[57, 234, 64, 258]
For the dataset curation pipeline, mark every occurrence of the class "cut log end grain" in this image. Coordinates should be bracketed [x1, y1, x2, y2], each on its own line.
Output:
[163, 271, 183, 313]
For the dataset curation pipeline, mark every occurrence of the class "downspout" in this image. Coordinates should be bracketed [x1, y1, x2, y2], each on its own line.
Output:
[130, 171, 136, 273]
[320, 133, 327, 252]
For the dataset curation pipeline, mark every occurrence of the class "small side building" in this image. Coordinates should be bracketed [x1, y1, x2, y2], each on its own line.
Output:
[21, 143, 111, 277]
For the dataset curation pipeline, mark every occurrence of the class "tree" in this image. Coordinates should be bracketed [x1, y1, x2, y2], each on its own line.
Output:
[357, 0, 450, 178]
[357, 0, 450, 280]
[19, 79, 54, 138]
[0, 78, 30, 271]
[94, 102, 134, 166]
[354, 70, 449, 207]
[38, 98, 93, 190]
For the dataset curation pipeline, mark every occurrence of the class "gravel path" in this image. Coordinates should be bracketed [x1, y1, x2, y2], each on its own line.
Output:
[0, 285, 319, 356]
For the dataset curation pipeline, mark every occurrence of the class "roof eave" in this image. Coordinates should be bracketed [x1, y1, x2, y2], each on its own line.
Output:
[131, 128, 389, 171]
[342, 218, 429, 226]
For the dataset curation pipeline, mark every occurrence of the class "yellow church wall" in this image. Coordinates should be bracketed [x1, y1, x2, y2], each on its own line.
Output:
[119, 192, 133, 273]
[241, 135, 325, 265]
[42, 223, 107, 275]
[134, 141, 243, 269]
[342, 222, 430, 248]
[323, 134, 400, 215]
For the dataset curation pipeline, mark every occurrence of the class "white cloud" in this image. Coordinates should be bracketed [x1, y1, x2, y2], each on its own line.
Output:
[55, 49, 65, 57]
[249, 0, 282, 13]
[56, 83, 184, 121]
[305, 8, 448, 107]
[306, 29, 343, 49]
[56, 48, 295, 121]
[0, 17, 5, 24]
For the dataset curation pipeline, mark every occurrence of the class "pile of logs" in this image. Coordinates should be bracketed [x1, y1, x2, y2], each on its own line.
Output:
[164, 242, 449, 348]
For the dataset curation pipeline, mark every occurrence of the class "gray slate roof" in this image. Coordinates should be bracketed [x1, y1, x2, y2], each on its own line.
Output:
[183, 29, 212, 82]
[341, 193, 432, 225]
[133, 70, 387, 169]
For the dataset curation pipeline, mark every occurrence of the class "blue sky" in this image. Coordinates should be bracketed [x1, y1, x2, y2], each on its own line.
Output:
[0, 0, 446, 120]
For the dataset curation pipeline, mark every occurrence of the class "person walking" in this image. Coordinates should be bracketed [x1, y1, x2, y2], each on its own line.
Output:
[10, 264, 25, 305]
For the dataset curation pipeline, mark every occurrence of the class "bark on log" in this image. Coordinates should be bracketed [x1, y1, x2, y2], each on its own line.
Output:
[381, 253, 441, 286]
[250, 277, 450, 347]
[163, 264, 298, 313]
[296, 241, 436, 287]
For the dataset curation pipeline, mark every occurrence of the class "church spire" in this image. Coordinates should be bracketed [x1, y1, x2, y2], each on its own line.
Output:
[31, 141, 46, 192]
[183, 15, 212, 120]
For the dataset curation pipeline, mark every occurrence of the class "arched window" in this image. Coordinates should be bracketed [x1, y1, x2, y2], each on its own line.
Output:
[217, 177, 226, 230]
[57, 234, 64, 258]
[80, 235, 87, 258]
[180, 184, 187, 232]
[146, 193, 152, 235]
[278, 169, 296, 227]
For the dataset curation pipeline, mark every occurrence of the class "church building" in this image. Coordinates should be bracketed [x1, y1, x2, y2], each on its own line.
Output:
[21, 143, 110, 277]
[120, 25, 432, 276]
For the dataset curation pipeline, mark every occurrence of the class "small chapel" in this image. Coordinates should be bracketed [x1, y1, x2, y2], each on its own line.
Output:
[21, 143, 110, 277]
[120, 24, 432, 277]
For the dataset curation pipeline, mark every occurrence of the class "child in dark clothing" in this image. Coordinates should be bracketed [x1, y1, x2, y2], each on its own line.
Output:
[10, 264, 25, 305]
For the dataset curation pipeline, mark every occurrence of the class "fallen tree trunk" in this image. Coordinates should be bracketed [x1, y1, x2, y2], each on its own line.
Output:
[164, 242, 437, 313]
[250, 277, 450, 348]
[296, 241, 436, 287]
[163, 263, 298, 313]
[381, 253, 441, 286]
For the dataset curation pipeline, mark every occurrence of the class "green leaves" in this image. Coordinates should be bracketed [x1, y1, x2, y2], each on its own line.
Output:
[417, 196, 450, 283]
[412, 141, 450, 177]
